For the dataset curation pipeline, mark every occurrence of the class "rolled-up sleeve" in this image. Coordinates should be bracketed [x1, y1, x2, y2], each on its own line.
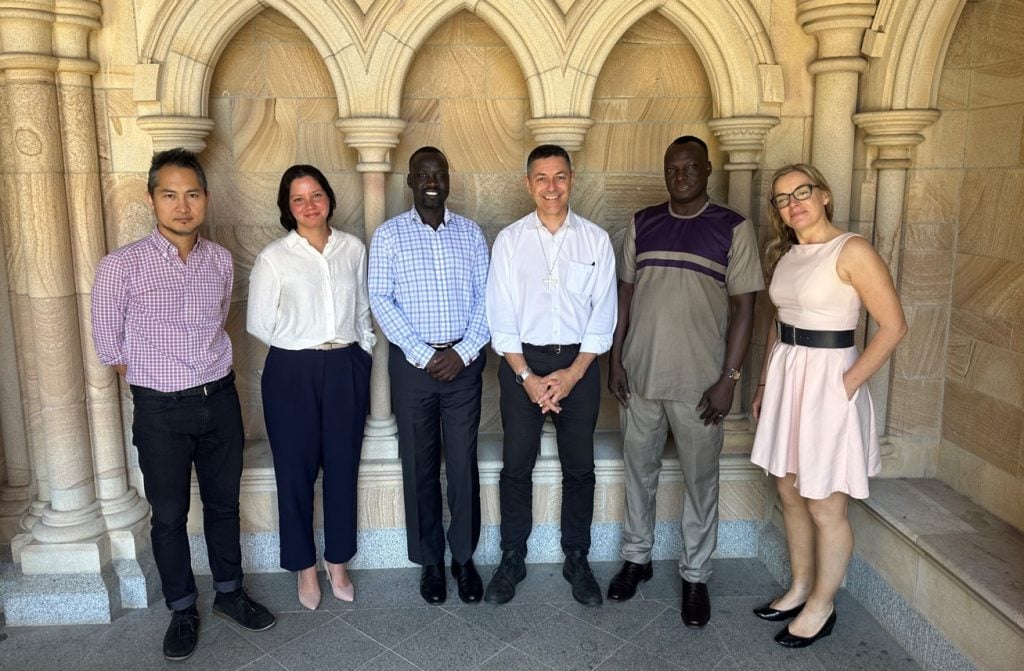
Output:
[580, 230, 617, 354]
[485, 230, 521, 356]
[91, 254, 129, 366]
[246, 253, 280, 347]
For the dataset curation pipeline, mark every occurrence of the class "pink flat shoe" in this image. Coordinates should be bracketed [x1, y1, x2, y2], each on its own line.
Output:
[326, 562, 354, 602]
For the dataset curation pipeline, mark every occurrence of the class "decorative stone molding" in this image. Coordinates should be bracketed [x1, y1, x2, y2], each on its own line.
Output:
[708, 116, 781, 170]
[334, 117, 407, 172]
[853, 109, 941, 166]
[525, 117, 595, 152]
[136, 115, 215, 153]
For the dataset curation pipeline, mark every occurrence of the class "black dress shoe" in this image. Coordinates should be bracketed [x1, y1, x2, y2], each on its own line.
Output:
[213, 588, 276, 631]
[163, 605, 199, 661]
[484, 550, 526, 604]
[607, 560, 653, 602]
[420, 563, 447, 604]
[451, 558, 483, 603]
[680, 579, 710, 628]
[753, 599, 805, 621]
[775, 609, 837, 648]
[563, 550, 602, 606]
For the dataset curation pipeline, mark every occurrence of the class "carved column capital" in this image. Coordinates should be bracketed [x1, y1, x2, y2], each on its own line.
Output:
[708, 116, 780, 170]
[525, 117, 595, 152]
[797, 0, 875, 64]
[136, 115, 215, 153]
[853, 109, 940, 167]
[335, 117, 407, 172]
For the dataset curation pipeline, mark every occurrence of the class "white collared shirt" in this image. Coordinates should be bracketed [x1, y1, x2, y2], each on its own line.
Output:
[247, 229, 376, 353]
[486, 209, 617, 355]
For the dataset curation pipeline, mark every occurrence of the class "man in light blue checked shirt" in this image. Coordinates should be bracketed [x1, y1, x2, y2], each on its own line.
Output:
[368, 146, 490, 606]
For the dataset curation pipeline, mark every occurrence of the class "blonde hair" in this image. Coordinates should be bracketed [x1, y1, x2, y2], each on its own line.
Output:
[764, 164, 835, 279]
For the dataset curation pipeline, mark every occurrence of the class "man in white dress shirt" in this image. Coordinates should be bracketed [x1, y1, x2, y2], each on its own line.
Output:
[484, 144, 617, 606]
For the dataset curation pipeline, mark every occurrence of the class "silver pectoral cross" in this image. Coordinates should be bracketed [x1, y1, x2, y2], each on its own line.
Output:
[542, 275, 559, 291]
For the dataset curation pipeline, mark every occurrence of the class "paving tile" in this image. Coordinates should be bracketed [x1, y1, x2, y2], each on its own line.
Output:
[269, 617, 384, 671]
[510, 609, 624, 671]
[356, 650, 423, 670]
[235, 608, 338, 653]
[342, 606, 441, 647]
[629, 608, 732, 671]
[475, 645, 554, 670]
[557, 598, 668, 639]
[635, 560, 682, 601]
[326, 567, 426, 610]
[230, 571, 307, 614]
[448, 602, 561, 644]
[707, 557, 783, 597]
[392, 611, 505, 671]
[593, 642, 684, 670]
[239, 654, 288, 670]
[477, 561, 576, 605]
[806, 593, 919, 670]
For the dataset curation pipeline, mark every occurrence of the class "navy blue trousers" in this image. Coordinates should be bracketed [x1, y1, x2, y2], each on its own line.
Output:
[261, 346, 371, 571]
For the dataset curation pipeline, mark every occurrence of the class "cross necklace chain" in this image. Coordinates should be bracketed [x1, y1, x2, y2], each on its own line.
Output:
[537, 226, 567, 292]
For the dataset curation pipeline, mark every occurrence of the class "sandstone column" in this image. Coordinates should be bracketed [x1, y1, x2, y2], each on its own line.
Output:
[797, 0, 877, 229]
[335, 117, 407, 460]
[0, 76, 32, 539]
[852, 109, 939, 437]
[0, 2, 106, 573]
[53, 0, 148, 548]
[708, 116, 780, 435]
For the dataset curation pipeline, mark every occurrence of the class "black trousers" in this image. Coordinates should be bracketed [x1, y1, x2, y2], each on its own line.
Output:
[261, 346, 371, 571]
[390, 343, 485, 565]
[131, 374, 245, 611]
[497, 344, 600, 555]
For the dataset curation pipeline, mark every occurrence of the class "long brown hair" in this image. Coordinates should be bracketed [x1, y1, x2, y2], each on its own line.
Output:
[764, 164, 835, 279]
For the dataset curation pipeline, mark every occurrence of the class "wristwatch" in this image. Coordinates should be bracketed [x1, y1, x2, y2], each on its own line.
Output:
[722, 367, 741, 381]
[515, 367, 532, 385]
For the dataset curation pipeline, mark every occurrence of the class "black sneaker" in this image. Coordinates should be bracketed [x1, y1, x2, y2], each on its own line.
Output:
[212, 588, 276, 631]
[483, 550, 526, 605]
[563, 551, 602, 606]
[163, 605, 199, 661]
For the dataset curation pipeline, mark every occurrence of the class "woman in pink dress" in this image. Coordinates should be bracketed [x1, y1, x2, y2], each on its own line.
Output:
[750, 164, 906, 647]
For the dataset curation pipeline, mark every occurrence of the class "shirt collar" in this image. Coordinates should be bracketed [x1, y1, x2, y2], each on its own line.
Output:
[409, 207, 452, 230]
[148, 227, 205, 258]
[284, 228, 338, 251]
[529, 208, 576, 232]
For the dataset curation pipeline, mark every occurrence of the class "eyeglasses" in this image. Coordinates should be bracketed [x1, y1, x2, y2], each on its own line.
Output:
[770, 184, 817, 209]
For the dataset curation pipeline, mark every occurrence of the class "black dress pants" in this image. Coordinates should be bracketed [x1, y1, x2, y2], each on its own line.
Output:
[497, 344, 600, 555]
[390, 343, 485, 565]
[131, 373, 245, 611]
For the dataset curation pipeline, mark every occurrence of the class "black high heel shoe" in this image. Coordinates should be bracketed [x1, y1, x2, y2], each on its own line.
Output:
[753, 600, 805, 621]
[774, 609, 836, 648]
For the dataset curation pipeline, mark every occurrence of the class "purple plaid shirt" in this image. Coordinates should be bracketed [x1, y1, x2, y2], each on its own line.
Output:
[91, 229, 235, 392]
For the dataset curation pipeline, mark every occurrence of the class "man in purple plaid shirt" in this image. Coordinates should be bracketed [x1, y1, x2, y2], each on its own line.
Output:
[92, 148, 275, 661]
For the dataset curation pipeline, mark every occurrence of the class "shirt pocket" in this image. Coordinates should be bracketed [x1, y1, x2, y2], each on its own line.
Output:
[563, 260, 594, 295]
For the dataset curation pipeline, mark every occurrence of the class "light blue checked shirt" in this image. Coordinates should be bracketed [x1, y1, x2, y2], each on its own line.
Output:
[368, 207, 490, 368]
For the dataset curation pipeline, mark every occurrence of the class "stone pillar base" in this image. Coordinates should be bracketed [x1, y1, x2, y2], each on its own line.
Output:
[20, 535, 112, 575]
[3, 568, 121, 625]
[113, 547, 160, 609]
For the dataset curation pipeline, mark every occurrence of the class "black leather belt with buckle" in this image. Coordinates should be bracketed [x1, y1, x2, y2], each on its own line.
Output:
[131, 371, 235, 399]
[523, 343, 580, 356]
[778, 323, 855, 349]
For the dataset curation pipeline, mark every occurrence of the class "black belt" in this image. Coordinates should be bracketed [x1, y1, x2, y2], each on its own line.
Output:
[778, 323, 854, 349]
[428, 338, 462, 351]
[131, 371, 235, 399]
[523, 343, 580, 355]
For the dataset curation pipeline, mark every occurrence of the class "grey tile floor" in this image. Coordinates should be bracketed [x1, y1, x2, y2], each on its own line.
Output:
[0, 559, 920, 670]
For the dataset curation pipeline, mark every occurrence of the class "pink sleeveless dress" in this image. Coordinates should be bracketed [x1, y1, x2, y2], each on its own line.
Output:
[750, 233, 880, 499]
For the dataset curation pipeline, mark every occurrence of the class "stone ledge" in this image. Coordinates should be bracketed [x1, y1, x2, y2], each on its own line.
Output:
[852, 478, 1024, 671]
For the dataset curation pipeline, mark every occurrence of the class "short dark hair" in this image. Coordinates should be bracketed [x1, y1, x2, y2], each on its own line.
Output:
[669, 135, 709, 155]
[526, 144, 572, 172]
[148, 148, 208, 195]
[276, 164, 337, 231]
[408, 146, 448, 171]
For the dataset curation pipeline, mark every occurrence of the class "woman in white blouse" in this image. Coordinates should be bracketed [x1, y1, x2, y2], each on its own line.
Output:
[247, 165, 374, 609]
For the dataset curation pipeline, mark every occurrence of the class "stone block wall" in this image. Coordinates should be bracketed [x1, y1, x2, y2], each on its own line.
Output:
[921, 0, 1024, 531]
